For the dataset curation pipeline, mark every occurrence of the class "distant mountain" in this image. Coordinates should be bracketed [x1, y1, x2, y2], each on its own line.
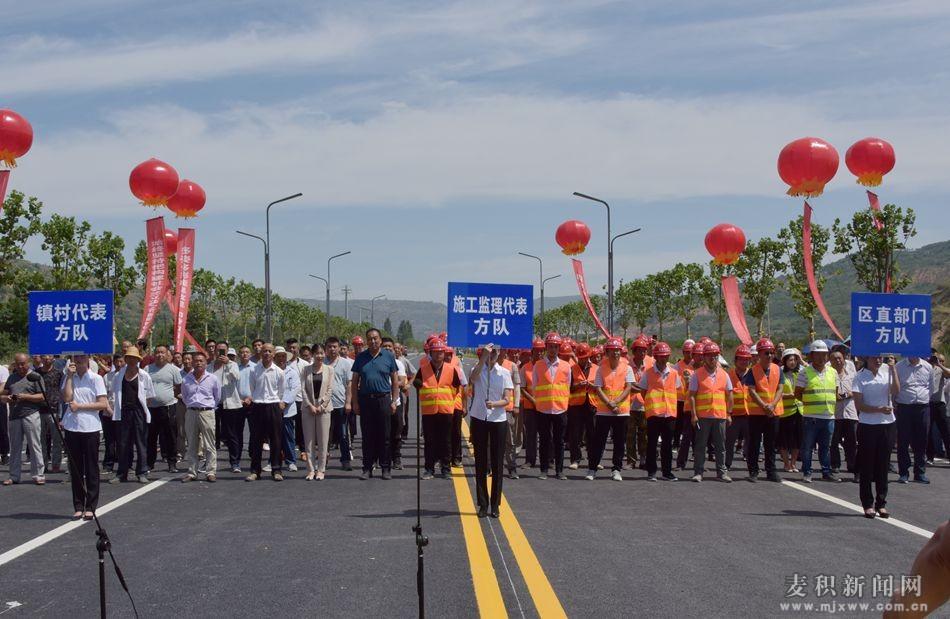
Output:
[294, 298, 447, 338]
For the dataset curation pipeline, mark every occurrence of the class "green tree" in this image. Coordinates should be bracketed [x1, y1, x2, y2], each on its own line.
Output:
[383, 316, 393, 335]
[734, 237, 785, 338]
[778, 215, 831, 340]
[39, 214, 93, 289]
[832, 203, 917, 293]
[615, 278, 652, 339]
[86, 231, 138, 309]
[646, 270, 678, 340]
[396, 319, 414, 343]
[0, 190, 43, 288]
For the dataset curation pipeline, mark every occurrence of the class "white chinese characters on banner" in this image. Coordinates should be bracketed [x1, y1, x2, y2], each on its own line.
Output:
[858, 304, 927, 346]
[453, 294, 527, 337]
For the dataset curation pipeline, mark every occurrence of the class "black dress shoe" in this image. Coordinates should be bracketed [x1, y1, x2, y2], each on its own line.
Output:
[490, 509, 500, 519]
[477, 507, 488, 518]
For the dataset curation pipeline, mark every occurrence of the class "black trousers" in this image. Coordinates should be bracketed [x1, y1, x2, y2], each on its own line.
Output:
[146, 404, 176, 468]
[857, 423, 895, 510]
[0, 402, 9, 457]
[831, 418, 858, 472]
[358, 394, 393, 472]
[567, 404, 594, 464]
[589, 415, 628, 472]
[390, 400, 404, 463]
[646, 415, 675, 477]
[676, 407, 695, 469]
[537, 412, 566, 474]
[927, 401, 949, 461]
[101, 414, 119, 469]
[249, 403, 283, 475]
[221, 406, 248, 468]
[116, 407, 148, 478]
[673, 401, 685, 448]
[401, 390, 410, 439]
[451, 410, 464, 462]
[422, 414, 452, 472]
[65, 430, 100, 512]
[294, 407, 305, 451]
[522, 408, 538, 466]
[470, 417, 506, 510]
[725, 415, 749, 470]
[746, 415, 778, 475]
[895, 403, 929, 478]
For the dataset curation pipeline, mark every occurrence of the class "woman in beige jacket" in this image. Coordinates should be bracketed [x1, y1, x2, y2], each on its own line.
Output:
[300, 344, 335, 480]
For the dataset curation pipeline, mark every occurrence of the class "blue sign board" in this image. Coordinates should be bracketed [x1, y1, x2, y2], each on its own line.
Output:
[447, 282, 533, 349]
[850, 292, 931, 357]
[28, 290, 114, 355]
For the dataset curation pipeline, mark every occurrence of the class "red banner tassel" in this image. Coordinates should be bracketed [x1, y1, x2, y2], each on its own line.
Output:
[721, 275, 753, 345]
[138, 217, 170, 340]
[0, 170, 9, 211]
[571, 259, 612, 339]
[803, 202, 844, 340]
[162, 291, 205, 354]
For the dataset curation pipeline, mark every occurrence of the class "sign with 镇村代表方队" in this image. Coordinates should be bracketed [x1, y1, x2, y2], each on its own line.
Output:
[446, 282, 533, 349]
[850, 292, 931, 358]
[28, 290, 114, 355]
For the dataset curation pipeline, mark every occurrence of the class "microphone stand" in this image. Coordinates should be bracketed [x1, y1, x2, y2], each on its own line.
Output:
[412, 394, 428, 618]
[31, 371, 139, 619]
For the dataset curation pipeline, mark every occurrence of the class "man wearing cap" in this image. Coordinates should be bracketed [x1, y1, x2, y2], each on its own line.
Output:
[636, 342, 681, 481]
[725, 345, 752, 473]
[626, 335, 654, 469]
[743, 338, 784, 482]
[273, 346, 302, 473]
[181, 351, 221, 483]
[676, 342, 702, 471]
[520, 339, 544, 470]
[689, 341, 734, 482]
[413, 339, 459, 479]
[247, 344, 287, 481]
[567, 343, 596, 470]
[587, 337, 634, 481]
[673, 340, 694, 450]
[214, 344, 244, 473]
[110, 347, 155, 484]
[795, 340, 842, 483]
[533, 332, 572, 480]
[351, 329, 400, 480]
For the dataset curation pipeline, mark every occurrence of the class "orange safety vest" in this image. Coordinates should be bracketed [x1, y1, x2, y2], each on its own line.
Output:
[586, 363, 599, 406]
[643, 365, 679, 418]
[628, 356, 655, 408]
[728, 368, 749, 416]
[534, 358, 571, 413]
[594, 358, 632, 415]
[568, 362, 594, 407]
[419, 363, 456, 415]
[693, 367, 729, 419]
[500, 359, 516, 412]
[521, 361, 535, 410]
[747, 363, 784, 416]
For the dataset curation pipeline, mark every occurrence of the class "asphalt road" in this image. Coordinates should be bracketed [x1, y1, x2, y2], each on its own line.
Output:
[0, 358, 947, 618]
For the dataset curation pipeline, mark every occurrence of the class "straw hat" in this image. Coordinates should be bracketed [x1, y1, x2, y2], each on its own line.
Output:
[124, 346, 143, 360]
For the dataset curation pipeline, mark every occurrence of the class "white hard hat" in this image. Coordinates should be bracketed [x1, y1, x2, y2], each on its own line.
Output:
[808, 340, 829, 353]
[782, 347, 802, 359]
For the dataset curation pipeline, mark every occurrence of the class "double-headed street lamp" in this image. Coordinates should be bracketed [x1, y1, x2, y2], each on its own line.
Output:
[311, 252, 351, 336]
[308, 274, 329, 334]
[517, 252, 561, 320]
[371, 294, 386, 326]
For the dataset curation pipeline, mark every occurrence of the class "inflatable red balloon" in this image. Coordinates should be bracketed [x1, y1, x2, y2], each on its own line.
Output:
[555, 220, 591, 256]
[166, 179, 206, 218]
[777, 137, 839, 198]
[163, 229, 178, 255]
[0, 110, 34, 168]
[130, 158, 180, 207]
[705, 223, 746, 265]
[845, 137, 895, 187]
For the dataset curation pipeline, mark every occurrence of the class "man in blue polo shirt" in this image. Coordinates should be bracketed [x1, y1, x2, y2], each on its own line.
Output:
[351, 328, 400, 480]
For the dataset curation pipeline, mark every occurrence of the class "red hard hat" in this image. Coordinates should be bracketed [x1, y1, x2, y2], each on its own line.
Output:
[653, 342, 672, 357]
[558, 342, 573, 355]
[755, 338, 775, 353]
[692, 343, 705, 356]
[429, 340, 447, 353]
[682, 339, 695, 352]
[445, 346, 454, 355]
[704, 342, 721, 355]
[631, 335, 649, 349]
[576, 343, 592, 359]
[605, 337, 624, 351]
[544, 331, 562, 345]
[531, 338, 545, 351]
[352, 336, 364, 346]
[593, 345, 604, 356]
[699, 336, 712, 344]
[735, 344, 753, 359]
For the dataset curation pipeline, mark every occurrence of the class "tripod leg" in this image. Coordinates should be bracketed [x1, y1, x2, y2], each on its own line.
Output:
[99, 543, 106, 619]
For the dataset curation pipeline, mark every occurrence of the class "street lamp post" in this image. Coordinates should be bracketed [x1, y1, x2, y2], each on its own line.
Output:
[236, 229, 267, 337]
[371, 294, 386, 326]
[572, 191, 614, 333]
[308, 274, 329, 335]
[358, 306, 370, 323]
[326, 251, 351, 333]
[517, 252, 561, 321]
[260, 193, 303, 341]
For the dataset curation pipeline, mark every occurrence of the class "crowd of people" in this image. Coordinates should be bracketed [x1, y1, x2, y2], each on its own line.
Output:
[1, 329, 948, 523]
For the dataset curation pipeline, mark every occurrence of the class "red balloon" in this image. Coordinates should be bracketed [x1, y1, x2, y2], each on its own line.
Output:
[845, 137, 895, 187]
[166, 179, 206, 218]
[777, 137, 839, 198]
[0, 110, 34, 168]
[163, 229, 178, 255]
[130, 158, 180, 207]
[705, 223, 746, 265]
[555, 220, 591, 256]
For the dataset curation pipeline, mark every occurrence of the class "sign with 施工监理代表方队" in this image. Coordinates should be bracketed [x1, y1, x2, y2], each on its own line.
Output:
[850, 292, 931, 358]
[28, 290, 114, 355]
[446, 282, 533, 349]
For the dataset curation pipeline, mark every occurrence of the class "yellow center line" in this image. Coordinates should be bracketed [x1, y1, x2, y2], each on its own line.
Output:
[459, 418, 567, 619]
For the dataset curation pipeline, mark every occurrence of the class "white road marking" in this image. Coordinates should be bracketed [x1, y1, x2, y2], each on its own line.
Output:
[780, 480, 934, 539]
[0, 479, 169, 567]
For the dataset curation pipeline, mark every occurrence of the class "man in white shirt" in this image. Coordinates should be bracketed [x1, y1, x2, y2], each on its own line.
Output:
[894, 355, 936, 483]
[928, 353, 950, 463]
[324, 337, 354, 470]
[0, 362, 9, 465]
[213, 344, 245, 473]
[247, 344, 286, 481]
[275, 346, 301, 472]
[468, 345, 513, 519]
[830, 350, 858, 478]
[285, 338, 310, 465]
[383, 337, 408, 469]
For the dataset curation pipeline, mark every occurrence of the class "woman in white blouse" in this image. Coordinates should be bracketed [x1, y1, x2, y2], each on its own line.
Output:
[852, 355, 900, 519]
[300, 344, 334, 480]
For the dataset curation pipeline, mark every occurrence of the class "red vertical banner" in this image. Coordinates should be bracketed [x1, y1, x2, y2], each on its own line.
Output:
[138, 217, 169, 340]
[163, 291, 205, 354]
[721, 275, 753, 346]
[174, 228, 195, 352]
[571, 259, 611, 339]
[802, 202, 844, 340]
[0, 170, 9, 210]
[866, 190, 891, 292]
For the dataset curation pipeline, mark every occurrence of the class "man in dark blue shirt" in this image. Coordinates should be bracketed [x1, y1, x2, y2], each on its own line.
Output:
[351, 329, 400, 480]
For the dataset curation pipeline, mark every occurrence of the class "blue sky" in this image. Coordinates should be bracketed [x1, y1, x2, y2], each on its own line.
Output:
[5, 0, 950, 303]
